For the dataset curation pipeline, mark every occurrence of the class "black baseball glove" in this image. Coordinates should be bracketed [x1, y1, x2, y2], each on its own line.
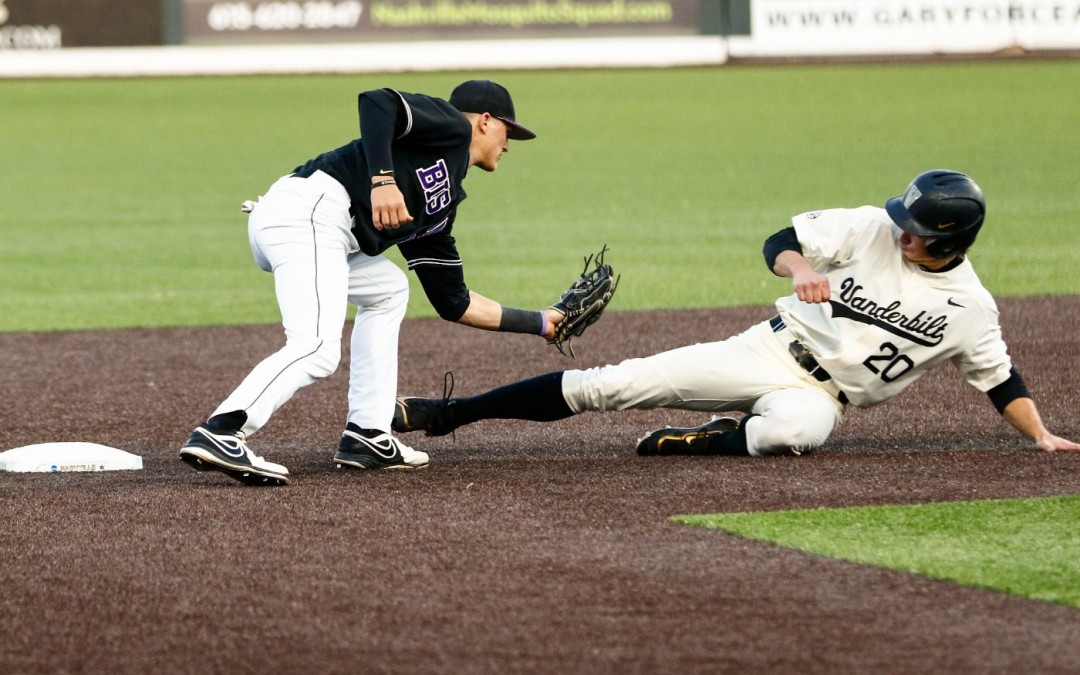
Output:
[549, 245, 620, 357]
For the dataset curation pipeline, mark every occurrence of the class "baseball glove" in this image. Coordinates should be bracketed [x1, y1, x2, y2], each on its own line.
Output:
[549, 245, 620, 357]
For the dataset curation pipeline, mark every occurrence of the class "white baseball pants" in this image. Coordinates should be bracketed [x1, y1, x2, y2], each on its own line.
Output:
[560, 320, 846, 456]
[213, 170, 409, 436]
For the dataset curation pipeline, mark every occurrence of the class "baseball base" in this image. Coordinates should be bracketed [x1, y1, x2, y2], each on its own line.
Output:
[0, 442, 143, 473]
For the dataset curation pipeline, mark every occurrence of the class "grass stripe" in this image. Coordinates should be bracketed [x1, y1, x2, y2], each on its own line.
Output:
[673, 495, 1080, 608]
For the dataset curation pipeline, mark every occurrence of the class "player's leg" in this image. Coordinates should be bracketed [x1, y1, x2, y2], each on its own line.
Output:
[343, 253, 409, 430]
[213, 175, 352, 433]
[394, 320, 795, 436]
[334, 253, 427, 470]
[742, 389, 840, 456]
[181, 172, 353, 483]
[631, 322, 844, 456]
[632, 388, 840, 457]
[562, 320, 797, 413]
[393, 370, 573, 436]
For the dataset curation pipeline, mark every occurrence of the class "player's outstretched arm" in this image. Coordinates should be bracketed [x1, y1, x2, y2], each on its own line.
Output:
[1002, 397, 1080, 452]
[457, 291, 563, 340]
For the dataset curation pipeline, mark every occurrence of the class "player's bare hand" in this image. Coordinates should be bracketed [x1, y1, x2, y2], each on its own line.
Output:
[1037, 433, 1080, 452]
[371, 183, 413, 231]
[543, 307, 566, 341]
[792, 270, 831, 304]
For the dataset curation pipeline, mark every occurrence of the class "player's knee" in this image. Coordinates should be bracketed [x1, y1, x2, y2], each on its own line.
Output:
[562, 363, 639, 413]
[385, 266, 409, 306]
[379, 274, 409, 320]
[310, 343, 341, 378]
[350, 264, 409, 313]
[287, 337, 341, 379]
[746, 392, 837, 457]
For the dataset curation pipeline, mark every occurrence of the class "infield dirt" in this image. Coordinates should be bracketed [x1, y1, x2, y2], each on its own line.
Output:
[1, 297, 1078, 674]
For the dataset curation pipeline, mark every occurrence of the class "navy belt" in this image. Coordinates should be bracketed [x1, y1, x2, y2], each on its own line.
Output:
[769, 315, 849, 405]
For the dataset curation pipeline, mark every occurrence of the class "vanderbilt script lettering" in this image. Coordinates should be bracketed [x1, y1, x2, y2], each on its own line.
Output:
[832, 277, 948, 347]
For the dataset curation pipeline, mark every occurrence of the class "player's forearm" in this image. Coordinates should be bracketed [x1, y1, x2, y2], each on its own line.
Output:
[457, 292, 557, 338]
[1002, 397, 1052, 445]
[772, 250, 814, 278]
[774, 250, 831, 303]
[455, 292, 501, 330]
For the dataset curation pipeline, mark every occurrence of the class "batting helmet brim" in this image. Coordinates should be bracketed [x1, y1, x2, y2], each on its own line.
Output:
[885, 196, 941, 237]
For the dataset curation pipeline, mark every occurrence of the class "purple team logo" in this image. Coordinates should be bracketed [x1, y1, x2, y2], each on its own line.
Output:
[416, 159, 452, 215]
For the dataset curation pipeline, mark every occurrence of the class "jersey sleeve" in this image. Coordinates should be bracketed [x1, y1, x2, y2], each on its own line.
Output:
[398, 233, 470, 321]
[950, 301, 1014, 392]
[358, 88, 405, 177]
[358, 89, 472, 173]
[390, 90, 472, 151]
[791, 206, 886, 269]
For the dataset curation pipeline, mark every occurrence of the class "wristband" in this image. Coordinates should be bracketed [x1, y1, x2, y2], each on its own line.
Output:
[372, 179, 396, 189]
[498, 307, 546, 335]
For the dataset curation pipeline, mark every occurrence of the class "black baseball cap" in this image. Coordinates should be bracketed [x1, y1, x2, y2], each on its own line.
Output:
[449, 80, 537, 141]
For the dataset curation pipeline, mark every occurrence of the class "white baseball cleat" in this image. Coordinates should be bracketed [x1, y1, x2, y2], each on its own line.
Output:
[334, 427, 430, 470]
[180, 427, 290, 486]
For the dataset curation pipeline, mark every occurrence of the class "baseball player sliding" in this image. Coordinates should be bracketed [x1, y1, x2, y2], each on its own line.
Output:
[179, 80, 579, 486]
[394, 170, 1080, 456]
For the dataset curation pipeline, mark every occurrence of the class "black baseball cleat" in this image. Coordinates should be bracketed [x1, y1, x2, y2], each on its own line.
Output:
[392, 396, 459, 437]
[635, 416, 741, 456]
[179, 427, 290, 486]
[334, 427, 429, 470]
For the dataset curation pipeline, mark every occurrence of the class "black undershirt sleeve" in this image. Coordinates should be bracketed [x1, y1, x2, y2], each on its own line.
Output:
[986, 366, 1032, 414]
[358, 89, 404, 176]
[763, 226, 803, 274]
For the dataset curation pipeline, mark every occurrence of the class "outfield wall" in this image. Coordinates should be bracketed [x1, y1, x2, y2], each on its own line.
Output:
[1, 0, 1077, 78]
[0, 35, 729, 78]
[738, 0, 1080, 57]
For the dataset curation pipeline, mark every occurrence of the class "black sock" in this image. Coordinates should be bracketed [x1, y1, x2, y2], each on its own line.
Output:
[453, 371, 575, 427]
[206, 410, 247, 434]
[705, 414, 755, 456]
[344, 422, 382, 437]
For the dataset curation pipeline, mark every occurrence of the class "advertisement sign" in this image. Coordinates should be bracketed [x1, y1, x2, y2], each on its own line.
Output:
[0, 0, 162, 49]
[741, 0, 1080, 56]
[0, 0, 62, 49]
[182, 0, 704, 44]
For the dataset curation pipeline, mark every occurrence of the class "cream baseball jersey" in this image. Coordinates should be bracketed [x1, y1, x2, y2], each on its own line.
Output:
[775, 205, 1014, 407]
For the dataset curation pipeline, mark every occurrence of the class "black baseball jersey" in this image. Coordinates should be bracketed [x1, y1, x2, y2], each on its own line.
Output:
[292, 88, 473, 320]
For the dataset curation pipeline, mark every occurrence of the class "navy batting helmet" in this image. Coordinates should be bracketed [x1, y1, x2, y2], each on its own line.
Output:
[885, 170, 985, 259]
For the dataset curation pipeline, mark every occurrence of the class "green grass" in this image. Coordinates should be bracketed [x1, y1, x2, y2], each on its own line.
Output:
[2, 60, 1079, 332]
[674, 495, 1080, 608]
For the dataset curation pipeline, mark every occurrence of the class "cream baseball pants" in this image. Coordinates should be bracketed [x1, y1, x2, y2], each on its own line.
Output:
[560, 319, 847, 456]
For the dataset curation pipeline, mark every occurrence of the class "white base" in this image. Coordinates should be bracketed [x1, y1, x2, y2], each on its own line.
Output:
[0, 442, 143, 473]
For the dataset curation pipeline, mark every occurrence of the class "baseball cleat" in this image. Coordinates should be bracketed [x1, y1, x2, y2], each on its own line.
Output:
[334, 428, 429, 471]
[392, 396, 459, 437]
[179, 427, 290, 486]
[635, 416, 740, 456]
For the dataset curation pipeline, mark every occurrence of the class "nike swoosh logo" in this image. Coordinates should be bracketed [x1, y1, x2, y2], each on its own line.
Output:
[947, 298, 965, 308]
[343, 430, 398, 459]
[199, 427, 246, 458]
[378, 169, 394, 175]
[937, 222, 955, 230]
